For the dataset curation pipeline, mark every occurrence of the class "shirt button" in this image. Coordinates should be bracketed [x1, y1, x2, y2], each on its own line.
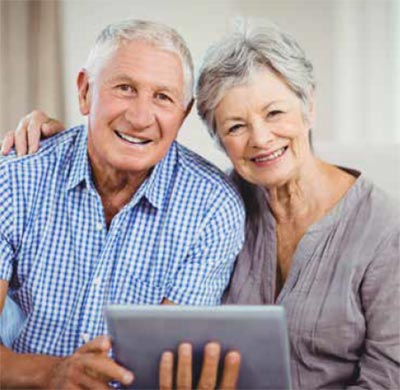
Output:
[93, 276, 102, 286]
[95, 222, 103, 231]
[81, 332, 90, 343]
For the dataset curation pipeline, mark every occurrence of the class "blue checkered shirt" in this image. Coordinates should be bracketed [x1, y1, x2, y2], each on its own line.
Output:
[0, 125, 245, 356]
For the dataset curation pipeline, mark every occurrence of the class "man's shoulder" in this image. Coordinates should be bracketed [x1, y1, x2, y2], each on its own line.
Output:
[0, 125, 84, 197]
[0, 125, 83, 172]
[174, 142, 240, 201]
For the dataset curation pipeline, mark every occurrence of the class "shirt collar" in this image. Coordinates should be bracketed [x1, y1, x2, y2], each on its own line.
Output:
[128, 141, 178, 210]
[66, 125, 93, 191]
[66, 126, 179, 210]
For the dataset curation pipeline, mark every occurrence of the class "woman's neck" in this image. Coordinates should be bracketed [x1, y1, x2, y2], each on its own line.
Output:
[266, 158, 356, 227]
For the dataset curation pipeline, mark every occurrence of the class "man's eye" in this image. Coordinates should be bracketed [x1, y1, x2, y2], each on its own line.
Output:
[156, 93, 172, 102]
[117, 84, 134, 93]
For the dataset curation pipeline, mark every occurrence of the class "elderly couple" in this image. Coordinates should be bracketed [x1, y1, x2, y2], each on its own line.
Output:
[0, 18, 398, 390]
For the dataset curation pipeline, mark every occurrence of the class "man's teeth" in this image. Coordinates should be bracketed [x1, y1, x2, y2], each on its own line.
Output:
[254, 147, 286, 162]
[116, 131, 150, 145]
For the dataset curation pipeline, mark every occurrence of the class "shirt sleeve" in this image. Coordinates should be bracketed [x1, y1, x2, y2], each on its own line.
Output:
[165, 189, 245, 305]
[347, 230, 400, 389]
[0, 164, 15, 281]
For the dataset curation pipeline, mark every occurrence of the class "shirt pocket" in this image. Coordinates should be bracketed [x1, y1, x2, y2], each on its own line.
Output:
[113, 275, 166, 305]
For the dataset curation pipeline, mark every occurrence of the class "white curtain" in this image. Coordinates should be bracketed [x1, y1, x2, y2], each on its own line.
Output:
[331, 0, 399, 143]
[0, 0, 65, 136]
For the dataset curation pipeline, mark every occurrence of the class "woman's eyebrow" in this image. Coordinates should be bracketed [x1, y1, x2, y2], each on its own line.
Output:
[262, 100, 285, 111]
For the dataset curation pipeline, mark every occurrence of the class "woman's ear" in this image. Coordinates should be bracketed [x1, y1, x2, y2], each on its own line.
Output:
[77, 69, 91, 116]
[306, 89, 316, 129]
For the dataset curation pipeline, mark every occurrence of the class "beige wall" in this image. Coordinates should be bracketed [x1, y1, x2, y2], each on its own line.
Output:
[0, 1, 64, 134]
[2, 0, 399, 198]
[57, 0, 399, 198]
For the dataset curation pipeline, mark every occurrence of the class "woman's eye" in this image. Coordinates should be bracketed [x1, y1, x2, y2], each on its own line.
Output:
[228, 124, 243, 134]
[268, 110, 283, 118]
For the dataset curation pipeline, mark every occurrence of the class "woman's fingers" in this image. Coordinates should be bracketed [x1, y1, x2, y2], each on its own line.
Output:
[219, 351, 241, 390]
[197, 342, 221, 390]
[177, 343, 193, 390]
[14, 117, 29, 156]
[42, 118, 66, 137]
[165, 342, 240, 390]
[0, 110, 65, 156]
[26, 111, 65, 153]
[159, 351, 174, 390]
[1, 131, 15, 155]
[27, 115, 43, 154]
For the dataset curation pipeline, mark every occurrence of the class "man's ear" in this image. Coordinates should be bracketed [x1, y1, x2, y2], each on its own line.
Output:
[77, 69, 91, 116]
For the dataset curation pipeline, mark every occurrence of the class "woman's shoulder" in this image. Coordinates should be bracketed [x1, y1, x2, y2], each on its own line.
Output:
[337, 173, 399, 271]
[352, 175, 400, 234]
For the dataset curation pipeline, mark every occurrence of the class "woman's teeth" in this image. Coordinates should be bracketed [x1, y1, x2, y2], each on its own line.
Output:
[116, 131, 151, 145]
[254, 146, 286, 162]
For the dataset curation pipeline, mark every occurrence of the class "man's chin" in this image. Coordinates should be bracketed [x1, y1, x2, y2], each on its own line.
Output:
[109, 158, 154, 176]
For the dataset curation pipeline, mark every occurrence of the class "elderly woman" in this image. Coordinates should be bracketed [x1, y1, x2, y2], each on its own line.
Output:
[2, 24, 399, 390]
[193, 24, 400, 389]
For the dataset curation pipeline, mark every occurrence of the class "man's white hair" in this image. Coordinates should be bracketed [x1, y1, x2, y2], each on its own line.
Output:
[85, 19, 194, 107]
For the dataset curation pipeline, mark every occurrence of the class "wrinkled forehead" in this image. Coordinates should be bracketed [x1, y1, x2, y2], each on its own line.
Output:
[90, 38, 182, 74]
[96, 41, 184, 86]
[212, 64, 276, 107]
[88, 38, 189, 106]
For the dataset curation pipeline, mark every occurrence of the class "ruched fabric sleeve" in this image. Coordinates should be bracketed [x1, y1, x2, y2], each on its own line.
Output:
[347, 230, 400, 389]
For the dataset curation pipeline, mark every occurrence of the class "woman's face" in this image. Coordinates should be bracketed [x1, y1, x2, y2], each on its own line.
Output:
[215, 67, 314, 189]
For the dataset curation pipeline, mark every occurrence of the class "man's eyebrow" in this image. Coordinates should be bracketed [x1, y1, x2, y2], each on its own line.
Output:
[106, 75, 181, 97]
[107, 74, 134, 84]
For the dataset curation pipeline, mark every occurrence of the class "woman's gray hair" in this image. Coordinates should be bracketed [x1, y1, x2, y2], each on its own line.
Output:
[85, 19, 194, 107]
[196, 22, 316, 137]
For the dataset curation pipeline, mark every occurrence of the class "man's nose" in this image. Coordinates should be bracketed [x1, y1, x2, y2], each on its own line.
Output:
[249, 120, 274, 148]
[125, 97, 155, 129]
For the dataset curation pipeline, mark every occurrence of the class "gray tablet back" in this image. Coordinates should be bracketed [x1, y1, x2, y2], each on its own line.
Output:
[105, 305, 291, 389]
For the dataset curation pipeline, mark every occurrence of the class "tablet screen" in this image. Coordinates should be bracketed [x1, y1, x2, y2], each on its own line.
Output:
[105, 305, 291, 389]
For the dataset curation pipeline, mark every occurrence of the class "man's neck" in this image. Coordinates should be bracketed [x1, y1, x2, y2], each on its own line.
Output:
[90, 158, 150, 227]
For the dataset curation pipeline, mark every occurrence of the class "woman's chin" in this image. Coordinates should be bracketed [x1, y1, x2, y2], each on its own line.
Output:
[238, 166, 296, 190]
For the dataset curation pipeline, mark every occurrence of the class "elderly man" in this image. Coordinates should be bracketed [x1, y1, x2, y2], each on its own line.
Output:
[0, 20, 244, 388]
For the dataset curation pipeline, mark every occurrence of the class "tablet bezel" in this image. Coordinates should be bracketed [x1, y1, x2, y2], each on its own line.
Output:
[105, 305, 291, 390]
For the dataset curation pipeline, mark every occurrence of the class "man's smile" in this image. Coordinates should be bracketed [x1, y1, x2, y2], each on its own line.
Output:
[114, 130, 152, 145]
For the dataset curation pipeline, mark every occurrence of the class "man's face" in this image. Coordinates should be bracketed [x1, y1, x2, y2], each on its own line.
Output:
[78, 40, 189, 178]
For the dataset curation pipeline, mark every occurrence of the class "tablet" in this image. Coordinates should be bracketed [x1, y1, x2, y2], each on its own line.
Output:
[105, 305, 292, 390]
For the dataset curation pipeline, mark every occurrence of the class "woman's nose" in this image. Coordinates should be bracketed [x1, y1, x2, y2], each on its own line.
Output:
[249, 121, 274, 148]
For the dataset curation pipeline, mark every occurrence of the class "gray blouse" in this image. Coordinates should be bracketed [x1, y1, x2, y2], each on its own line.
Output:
[224, 170, 400, 389]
